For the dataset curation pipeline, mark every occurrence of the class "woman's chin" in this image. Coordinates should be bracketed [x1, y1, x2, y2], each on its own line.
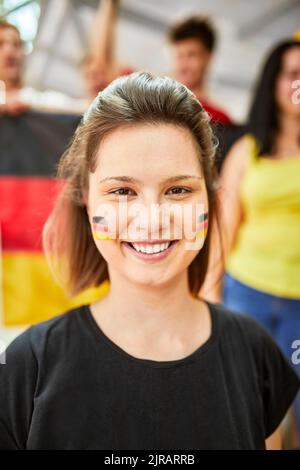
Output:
[123, 267, 174, 290]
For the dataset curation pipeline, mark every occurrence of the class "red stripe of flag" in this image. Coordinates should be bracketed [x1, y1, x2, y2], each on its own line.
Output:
[0, 176, 64, 251]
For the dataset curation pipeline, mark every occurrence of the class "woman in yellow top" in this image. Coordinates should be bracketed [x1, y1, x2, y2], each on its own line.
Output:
[209, 40, 300, 446]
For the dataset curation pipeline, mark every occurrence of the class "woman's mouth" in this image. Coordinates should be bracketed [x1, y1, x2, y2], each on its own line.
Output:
[121, 240, 179, 262]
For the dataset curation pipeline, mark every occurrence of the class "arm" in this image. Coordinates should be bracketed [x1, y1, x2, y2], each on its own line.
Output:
[199, 136, 251, 302]
[265, 425, 282, 450]
[88, 0, 120, 75]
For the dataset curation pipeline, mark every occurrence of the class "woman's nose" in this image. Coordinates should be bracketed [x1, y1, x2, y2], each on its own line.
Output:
[130, 203, 173, 240]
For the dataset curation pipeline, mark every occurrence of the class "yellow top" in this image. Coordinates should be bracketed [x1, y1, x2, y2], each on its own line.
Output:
[226, 134, 300, 298]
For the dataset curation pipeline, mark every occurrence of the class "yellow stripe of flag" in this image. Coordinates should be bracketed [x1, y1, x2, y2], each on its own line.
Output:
[2, 252, 109, 326]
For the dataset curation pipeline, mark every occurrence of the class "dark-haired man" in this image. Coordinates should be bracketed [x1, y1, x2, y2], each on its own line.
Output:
[168, 16, 232, 123]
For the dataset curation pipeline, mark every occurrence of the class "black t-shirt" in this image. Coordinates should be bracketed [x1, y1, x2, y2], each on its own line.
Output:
[0, 302, 299, 450]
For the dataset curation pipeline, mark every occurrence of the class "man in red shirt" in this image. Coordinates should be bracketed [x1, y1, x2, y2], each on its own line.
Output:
[168, 16, 232, 124]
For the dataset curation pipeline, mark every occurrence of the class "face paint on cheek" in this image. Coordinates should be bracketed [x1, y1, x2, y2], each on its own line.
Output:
[92, 216, 114, 240]
[195, 212, 208, 239]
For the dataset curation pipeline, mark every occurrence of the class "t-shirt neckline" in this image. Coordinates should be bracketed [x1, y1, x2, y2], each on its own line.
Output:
[83, 300, 218, 368]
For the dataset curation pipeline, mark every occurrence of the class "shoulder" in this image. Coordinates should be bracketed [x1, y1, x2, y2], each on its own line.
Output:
[210, 301, 295, 353]
[210, 303, 300, 421]
[6, 305, 86, 362]
[227, 133, 254, 154]
[209, 301, 293, 368]
[221, 134, 254, 174]
[210, 301, 269, 346]
[201, 100, 232, 124]
[0, 306, 86, 449]
[218, 134, 255, 196]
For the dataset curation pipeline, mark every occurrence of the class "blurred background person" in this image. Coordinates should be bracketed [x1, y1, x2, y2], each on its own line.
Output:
[0, 1, 134, 115]
[0, 18, 88, 114]
[0, 18, 30, 114]
[168, 15, 232, 124]
[202, 39, 300, 447]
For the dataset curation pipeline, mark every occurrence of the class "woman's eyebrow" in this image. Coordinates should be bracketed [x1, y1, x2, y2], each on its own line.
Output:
[99, 175, 203, 184]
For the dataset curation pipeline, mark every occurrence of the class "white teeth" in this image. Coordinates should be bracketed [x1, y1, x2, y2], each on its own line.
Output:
[131, 242, 171, 254]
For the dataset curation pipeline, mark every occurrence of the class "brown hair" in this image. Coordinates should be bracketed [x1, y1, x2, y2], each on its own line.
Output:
[168, 16, 217, 53]
[0, 18, 21, 37]
[43, 71, 219, 297]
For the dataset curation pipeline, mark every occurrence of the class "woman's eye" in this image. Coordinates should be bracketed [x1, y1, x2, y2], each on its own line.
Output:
[167, 187, 191, 195]
[109, 188, 136, 196]
[108, 187, 191, 197]
[282, 70, 299, 80]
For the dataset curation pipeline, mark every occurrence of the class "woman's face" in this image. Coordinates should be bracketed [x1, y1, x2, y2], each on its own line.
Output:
[275, 46, 300, 117]
[87, 123, 208, 289]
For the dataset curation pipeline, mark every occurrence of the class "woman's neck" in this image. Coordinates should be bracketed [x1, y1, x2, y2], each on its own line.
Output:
[94, 268, 203, 337]
[275, 113, 300, 156]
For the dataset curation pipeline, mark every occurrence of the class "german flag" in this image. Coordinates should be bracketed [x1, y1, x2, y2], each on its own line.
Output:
[92, 216, 114, 240]
[0, 111, 109, 326]
[196, 212, 208, 238]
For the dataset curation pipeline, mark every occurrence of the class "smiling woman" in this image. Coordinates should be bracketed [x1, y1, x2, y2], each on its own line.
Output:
[43, 71, 218, 298]
[0, 71, 299, 450]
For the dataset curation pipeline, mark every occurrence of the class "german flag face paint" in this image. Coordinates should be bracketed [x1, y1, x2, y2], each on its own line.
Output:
[195, 212, 208, 239]
[92, 216, 114, 240]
